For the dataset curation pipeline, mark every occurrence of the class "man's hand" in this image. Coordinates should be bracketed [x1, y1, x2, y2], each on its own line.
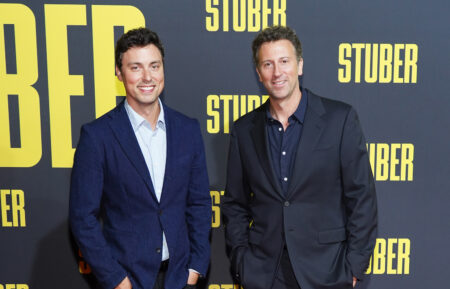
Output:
[115, 276, 132, 289]
[187, 270, 199, 285]
[352, 276, 357, 288]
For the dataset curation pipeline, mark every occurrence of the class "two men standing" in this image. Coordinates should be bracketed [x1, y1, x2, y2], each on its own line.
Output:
[222, 26, 377, 289]
[70, 25, 377, 289]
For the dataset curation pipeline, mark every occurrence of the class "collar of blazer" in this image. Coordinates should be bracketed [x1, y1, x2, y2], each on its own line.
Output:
[105, 100, 178, 203]
[250, 90, 327, 199]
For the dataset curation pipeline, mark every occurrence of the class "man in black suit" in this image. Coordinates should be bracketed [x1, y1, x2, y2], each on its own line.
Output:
[222, 26, 377, 289]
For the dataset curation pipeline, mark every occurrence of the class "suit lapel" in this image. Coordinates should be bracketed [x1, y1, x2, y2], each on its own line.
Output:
[159, 103, 174, 205]
[251, 103, 283, 196]
[286, 92, 326, 198]
[107, 101, 157, 201]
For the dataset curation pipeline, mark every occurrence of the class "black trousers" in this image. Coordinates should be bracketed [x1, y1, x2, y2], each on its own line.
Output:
[152, 260, 196, 289]
[271, 248, 301, 289]
[152, 260, 169, 289]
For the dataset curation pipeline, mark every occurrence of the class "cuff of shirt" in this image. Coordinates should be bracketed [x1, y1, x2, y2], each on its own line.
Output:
[188, 268, 200, 276]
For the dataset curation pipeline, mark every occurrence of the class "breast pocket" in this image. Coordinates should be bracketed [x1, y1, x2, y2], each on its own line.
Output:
[177, 154, 192, 168]
[314, 144, 336, 151]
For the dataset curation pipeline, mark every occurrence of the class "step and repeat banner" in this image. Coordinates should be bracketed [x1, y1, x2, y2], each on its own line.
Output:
[1, 0, 449, 288]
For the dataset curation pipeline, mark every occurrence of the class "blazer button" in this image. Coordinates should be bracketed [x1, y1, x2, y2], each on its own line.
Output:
[156, 248, 161, 253]
[159, 209, 163, 215]
[284, 201, 290, 207]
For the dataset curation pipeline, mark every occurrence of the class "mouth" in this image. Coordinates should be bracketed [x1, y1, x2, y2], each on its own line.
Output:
[272, 80, 286, 87]
[138, 85, 156, 93]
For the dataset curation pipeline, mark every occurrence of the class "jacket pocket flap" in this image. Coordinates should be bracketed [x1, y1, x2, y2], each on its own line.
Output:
[318, 227, 347, 244]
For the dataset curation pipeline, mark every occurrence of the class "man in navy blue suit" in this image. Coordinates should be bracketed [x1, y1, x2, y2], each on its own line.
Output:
[70, 28, 211, 289]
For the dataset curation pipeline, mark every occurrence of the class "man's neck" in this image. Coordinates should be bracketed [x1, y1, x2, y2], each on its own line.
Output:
[129, 99, 161, 130]
[269, 89, 302, 130]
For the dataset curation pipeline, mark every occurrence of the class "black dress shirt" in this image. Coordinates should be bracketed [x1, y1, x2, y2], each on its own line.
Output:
[266, 87, 308, 194]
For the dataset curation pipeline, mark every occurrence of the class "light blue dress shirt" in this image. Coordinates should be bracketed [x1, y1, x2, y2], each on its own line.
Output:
[124, 99, 169, 261]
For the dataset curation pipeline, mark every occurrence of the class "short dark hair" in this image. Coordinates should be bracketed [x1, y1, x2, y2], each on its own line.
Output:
[115, 27, 165, 70]
[252, 26, 302, 65]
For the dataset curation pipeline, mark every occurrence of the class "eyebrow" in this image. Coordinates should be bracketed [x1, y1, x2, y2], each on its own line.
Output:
[126, 60, 162, 66]
[260, 56, 290, 63]
[126, 62, 141, 66]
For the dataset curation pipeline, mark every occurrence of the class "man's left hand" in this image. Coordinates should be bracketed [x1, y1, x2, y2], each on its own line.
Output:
[353, 276, 357, 287]
[187, 270, 199, 285]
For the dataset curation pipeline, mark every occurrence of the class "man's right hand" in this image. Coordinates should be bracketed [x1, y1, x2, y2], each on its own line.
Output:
[115, 276, 132, 289]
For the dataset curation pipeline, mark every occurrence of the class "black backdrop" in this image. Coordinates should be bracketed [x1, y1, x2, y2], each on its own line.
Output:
[1, 0, 450, 288]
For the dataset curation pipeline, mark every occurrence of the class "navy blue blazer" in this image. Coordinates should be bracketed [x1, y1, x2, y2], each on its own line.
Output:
[222, 90, 377, 289]
[69, 101, 211, 289]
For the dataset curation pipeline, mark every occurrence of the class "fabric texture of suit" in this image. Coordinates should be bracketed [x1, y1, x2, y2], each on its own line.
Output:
[222, 90, 377, 289]
[70, 101, 211, 289]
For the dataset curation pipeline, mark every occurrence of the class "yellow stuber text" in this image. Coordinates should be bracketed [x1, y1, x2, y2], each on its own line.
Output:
[0, 4, 41, 167]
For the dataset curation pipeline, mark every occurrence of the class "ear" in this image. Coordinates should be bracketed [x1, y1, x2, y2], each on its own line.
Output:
[115, 66, 123, 81]
[256, 67, 262, 82]
[297, 58, 304, 76]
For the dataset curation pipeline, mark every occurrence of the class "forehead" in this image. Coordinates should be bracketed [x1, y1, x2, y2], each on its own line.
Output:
[258, 39, 296, 61]
[122, 44, 162, 64]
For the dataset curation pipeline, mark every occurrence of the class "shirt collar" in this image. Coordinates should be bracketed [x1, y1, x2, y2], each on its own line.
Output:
[124, 98, 166, 132]
[266, 86, 308, 124]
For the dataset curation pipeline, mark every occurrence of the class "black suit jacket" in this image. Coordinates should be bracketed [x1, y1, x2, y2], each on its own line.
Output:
[222, 90, 377, 289]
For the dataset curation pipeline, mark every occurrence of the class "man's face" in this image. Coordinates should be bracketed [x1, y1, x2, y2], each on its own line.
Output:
[256, 39, 303, 101]
[116, 44, 164, 111]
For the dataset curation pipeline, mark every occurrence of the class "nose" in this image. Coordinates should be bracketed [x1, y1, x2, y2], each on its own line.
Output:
[273, 63, 281, 77]
[143, 69, 152, 82]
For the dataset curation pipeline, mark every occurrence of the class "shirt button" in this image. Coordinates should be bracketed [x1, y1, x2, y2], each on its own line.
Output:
[278, 127, 282, 132]
[282, 151, 286, 156]
[283, 177, 288, 182]
[284, 201, 290, 207]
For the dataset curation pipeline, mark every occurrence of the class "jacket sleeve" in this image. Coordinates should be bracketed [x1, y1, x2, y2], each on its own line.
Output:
[222, 126, 251, 281]
[69, 125, 127, 289]
[340, 107, 378, 280]
[185, 120, 212, 276]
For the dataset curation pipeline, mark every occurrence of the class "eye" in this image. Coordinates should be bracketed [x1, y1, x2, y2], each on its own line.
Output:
[151, 63, 160, 71]
[130, 65, 139, 71]
[262, 62, 272, 68]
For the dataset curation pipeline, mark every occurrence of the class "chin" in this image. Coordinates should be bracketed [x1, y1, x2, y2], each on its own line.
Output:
[270, 93, 288, 100]
[139, 95, 158, 102]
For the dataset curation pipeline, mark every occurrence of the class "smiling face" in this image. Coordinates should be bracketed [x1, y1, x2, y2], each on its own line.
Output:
[256, 39, 303, 102]
[116, 44, 164, 113]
